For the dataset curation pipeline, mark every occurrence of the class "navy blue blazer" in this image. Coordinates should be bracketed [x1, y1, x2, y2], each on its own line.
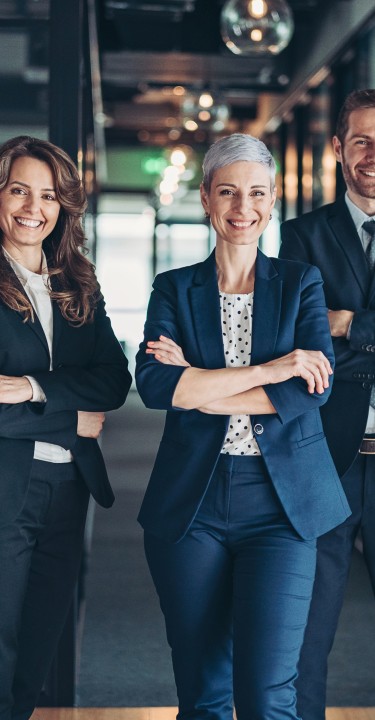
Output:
[280, 195, 375, 477]
[0, 272, 131, 526]
[136, 249, 351, 543]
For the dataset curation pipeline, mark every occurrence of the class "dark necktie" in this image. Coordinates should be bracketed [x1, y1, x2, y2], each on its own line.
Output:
[364, 220, 375, 269]
[363, 220, 375, 407]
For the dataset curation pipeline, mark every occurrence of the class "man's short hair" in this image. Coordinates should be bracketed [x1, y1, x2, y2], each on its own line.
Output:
[336, 88, 375, 143]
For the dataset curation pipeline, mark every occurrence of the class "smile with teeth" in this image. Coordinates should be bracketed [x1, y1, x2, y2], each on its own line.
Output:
[15, 217, 43, 228]
[229, 219, 256, 228]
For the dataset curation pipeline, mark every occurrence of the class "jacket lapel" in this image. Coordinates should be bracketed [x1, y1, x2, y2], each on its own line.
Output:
[9, 268, 50, 357]
[251, 250, 282, 366]
[328, 197, 370, 298]
[189, 251, 226, 369]
[188, 249, 282, 369]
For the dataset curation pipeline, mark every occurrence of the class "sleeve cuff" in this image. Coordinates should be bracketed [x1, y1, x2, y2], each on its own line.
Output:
[24, 375, 47, 403]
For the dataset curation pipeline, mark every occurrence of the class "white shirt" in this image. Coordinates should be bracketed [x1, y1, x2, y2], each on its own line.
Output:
[219, 292, 261, 456]
[345, 193, 375, 434]
[4, 248, 73, 462]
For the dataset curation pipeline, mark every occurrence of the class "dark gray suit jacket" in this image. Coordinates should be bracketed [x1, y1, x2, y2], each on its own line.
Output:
[280, 195, 375, 477]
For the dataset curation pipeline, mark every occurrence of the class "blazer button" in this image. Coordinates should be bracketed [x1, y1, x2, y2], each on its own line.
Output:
[254, 423, 264, 435]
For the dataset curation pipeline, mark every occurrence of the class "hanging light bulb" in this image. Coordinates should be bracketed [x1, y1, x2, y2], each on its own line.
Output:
[220, 0, 294, 55]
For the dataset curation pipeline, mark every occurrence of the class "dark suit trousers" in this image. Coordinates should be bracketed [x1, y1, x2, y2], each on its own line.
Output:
[296, 453, 375, 720]
[145, 455, 317, 720]
[0, 459, 89, 720]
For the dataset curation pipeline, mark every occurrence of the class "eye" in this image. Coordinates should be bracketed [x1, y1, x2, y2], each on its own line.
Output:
[43, 193, 57, 201]
[11, 187, 27, 196]
[219, 188, 235, 196]
[251, 190, 266, 197]
[355, 139, 369, 145]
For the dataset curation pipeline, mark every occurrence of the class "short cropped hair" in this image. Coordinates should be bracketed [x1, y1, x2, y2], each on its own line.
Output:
[202, 133, 276, 192]
[336, 89, 375, 143]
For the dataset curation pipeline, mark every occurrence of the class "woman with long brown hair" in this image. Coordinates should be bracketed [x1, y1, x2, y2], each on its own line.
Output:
[0, 135, 131, 720]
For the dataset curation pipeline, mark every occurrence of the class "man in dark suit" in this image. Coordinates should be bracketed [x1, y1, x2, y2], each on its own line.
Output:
[279, 88, 375, 720]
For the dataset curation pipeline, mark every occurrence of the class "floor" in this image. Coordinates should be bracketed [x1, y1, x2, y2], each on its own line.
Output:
[31, 708, 375, 720]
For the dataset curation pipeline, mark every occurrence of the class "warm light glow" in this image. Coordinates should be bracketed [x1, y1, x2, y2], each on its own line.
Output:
[184, 119, 198, 131]
[160, 179, 178, 194]
[248, 0, 267, 18]
[173, 85, 186, 96]
[160, 193, 174, 206]
[198, 110, 211, 121]
[164, 165, 180, 179]
[250, 28, 263, 41]
[171, 148, 187, 166]
[199, 93, 214, 108]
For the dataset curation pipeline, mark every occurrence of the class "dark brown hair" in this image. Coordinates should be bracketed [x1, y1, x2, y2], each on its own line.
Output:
[0, 135, 100, 324]
[336, 89, 375, 144]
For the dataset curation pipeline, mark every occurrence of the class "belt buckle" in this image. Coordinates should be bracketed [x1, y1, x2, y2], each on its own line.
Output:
[359, 436, 375, 454]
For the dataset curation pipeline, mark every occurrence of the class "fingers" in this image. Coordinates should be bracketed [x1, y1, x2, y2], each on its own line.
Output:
[146, 336, 190, 366]
[291, 350, 331, 394]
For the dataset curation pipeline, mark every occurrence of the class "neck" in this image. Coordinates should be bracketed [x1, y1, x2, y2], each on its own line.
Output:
[2, 241, 43, 274]
[215, 242, 257, 293]
[347, 189, 375, 217]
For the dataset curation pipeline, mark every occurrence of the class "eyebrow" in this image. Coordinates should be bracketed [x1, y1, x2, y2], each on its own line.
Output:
[349, 133, 373, 140]
[215, 182, 268, 189]
[9, 180, 56, 191]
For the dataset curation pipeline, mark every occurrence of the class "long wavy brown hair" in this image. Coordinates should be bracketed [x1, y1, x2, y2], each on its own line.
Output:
[0, 135, 101, 325]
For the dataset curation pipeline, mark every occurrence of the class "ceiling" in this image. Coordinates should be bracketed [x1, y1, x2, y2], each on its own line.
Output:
[97, 0, 330, 148]
[0, 0, 372, 192]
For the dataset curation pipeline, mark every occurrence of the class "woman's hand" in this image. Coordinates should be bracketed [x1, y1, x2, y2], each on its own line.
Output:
[261, 349, 332, 394]
[146, 336, 191, 367]
[77, 411, 105, 438]
[0, 375, 33, 403]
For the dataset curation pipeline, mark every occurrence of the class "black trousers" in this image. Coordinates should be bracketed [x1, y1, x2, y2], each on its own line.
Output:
[0, 460, 89, 720]
[296, 452, 375, 720]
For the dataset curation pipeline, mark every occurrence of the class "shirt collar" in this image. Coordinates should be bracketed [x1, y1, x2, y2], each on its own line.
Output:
[2, 247, 49, 287]
[344, 192, 373, 234]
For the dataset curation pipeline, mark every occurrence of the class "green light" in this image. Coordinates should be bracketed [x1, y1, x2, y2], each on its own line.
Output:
[142, 157, 168, 175]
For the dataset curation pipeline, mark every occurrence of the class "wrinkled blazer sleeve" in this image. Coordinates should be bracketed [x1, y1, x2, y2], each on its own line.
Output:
[0, 402, 77, 447]
[136, 273, 188, 410]
[263, 264, 335, 425]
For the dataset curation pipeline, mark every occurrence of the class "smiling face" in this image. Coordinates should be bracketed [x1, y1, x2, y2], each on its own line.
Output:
[200, 160, 276, 250]
[0, 155, 61, 261]
[333, 107, 375, 212]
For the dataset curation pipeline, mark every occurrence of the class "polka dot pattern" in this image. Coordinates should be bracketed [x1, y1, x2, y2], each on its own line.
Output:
[219, 292, 261, 456]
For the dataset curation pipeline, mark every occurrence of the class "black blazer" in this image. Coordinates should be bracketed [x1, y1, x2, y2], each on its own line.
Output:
[280, 195, 375, 477]
[0, 272, 131, 525]
[136, 249, 350, 543]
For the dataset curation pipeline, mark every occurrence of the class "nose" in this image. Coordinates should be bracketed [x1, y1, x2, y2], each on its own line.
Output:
[233, 193, 252, 213]
[22, 193, 40, 214]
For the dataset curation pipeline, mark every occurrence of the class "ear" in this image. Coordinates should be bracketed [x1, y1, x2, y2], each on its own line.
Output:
[270, 187, 277, 210]
[332, 136, 342, 163]
[200, 183, 210, 215]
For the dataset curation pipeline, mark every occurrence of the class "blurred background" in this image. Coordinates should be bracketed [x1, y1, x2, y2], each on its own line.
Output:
[1, 0, 375, 710]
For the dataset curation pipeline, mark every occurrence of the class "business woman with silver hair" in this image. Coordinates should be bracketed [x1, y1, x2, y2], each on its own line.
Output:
[136, 133, 350, 720]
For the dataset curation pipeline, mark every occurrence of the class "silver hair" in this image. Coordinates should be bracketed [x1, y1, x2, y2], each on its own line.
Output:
[202, 133, 276, 191]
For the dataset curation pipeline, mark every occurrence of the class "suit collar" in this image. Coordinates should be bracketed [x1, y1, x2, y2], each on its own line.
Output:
[189, 249, 281, 368]
[328, 195, 370, 297]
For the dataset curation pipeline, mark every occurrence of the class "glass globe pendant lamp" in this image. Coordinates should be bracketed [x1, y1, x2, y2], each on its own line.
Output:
[220, 0, 294, 55]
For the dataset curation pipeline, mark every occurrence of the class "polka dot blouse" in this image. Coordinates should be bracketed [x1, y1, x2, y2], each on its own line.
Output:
[219, 292, 261, 456]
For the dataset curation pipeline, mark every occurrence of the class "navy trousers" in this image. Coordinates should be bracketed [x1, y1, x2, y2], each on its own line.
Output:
[0, 459, 89, 720]
[296, 452, 375, 720]
[145, 455, 317, 720]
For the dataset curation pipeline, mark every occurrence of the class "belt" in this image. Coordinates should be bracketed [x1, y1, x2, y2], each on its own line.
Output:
[359, 437, 375, 454]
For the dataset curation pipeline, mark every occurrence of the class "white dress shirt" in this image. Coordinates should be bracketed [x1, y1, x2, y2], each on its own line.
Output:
[4, 248, 73, 462]
[345, 193, 375, 434]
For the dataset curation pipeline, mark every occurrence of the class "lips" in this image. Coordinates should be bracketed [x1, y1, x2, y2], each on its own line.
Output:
[14, 216, 43, 228]
[228, 219, 256, 228]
